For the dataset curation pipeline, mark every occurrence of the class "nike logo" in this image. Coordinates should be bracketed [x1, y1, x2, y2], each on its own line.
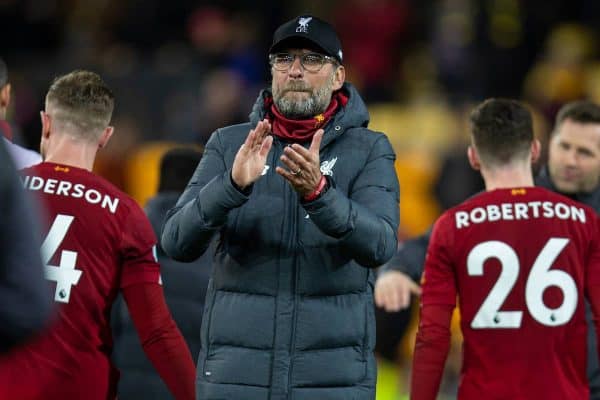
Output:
[261, 165, 270, 176]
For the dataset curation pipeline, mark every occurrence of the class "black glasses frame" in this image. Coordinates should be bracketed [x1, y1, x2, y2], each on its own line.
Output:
[269, 52, 337, 72]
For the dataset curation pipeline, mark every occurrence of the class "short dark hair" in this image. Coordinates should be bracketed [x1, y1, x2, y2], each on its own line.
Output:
[45, 70, 114, 140]
[0, 57, 7, 87]
[158, 147, 203, 193]
[469, 98, 533, 166]
[553, 100, 600, 135]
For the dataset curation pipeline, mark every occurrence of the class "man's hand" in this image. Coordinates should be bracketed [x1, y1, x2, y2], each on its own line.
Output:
[374, 270, 422, 312]
[276, 129, 323, 196]
[232, 119, 273, 189]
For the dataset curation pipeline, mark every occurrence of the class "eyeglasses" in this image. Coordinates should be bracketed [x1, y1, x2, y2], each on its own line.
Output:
[269, 52, 337, 72]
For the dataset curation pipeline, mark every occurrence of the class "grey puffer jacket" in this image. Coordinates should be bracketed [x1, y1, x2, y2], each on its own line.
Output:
[162, 83, 400, 400]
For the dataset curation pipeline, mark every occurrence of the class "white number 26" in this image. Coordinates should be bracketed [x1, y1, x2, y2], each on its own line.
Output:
[467, 238, 577, 329]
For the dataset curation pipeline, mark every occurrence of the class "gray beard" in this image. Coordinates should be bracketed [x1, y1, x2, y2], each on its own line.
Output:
[273, 76, 334, 119]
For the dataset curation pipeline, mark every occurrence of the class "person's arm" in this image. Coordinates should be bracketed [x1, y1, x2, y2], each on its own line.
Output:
[123, 283, 195, 400]
[375, 269, 421, 312]
[0, 141, 51, 352]
[410, 303, 454, 400]
[120, 204, 195, 399]
[302, 134, 400, 267]
[381, 229, 432, 281]
[161, 130, 236, 261]
[162, 121, 272, 262]
[375, 230, 432, 311]
[410, 216, 457, 400]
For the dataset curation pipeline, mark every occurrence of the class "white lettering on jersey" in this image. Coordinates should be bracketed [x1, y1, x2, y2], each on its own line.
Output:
[23, 175, 120, 214]
[455, 201, 586, 229]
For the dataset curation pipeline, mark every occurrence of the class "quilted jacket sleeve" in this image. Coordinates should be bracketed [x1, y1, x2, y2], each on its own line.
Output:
[161, 130, 249, 261]
[302, 134, 400, 268]
[380, 229, 432, 281]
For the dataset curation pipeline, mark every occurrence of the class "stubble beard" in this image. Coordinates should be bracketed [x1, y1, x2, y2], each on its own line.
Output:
[273, 73, 335, 120]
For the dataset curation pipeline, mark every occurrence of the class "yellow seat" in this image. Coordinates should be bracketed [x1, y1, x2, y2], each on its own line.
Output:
[369, 103, 461, 236]
[123, 142, 198, 206]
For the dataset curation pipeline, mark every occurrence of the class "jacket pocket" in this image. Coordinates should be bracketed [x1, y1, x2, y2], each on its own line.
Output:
[291, 346, 367, 387]
[294, 293, 365, 351]
[201, 290, 276, 386]
[203, 346, 272, 387]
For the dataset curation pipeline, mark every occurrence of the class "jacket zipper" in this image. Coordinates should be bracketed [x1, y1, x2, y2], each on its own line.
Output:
[202, 280, 217, 379]
[271, 142, 285, 398]
[286, 154, 302, 398]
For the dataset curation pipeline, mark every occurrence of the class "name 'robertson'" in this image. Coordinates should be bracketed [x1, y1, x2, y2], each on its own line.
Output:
[455, 201, 586, 229]
[21, 175, 120, 214]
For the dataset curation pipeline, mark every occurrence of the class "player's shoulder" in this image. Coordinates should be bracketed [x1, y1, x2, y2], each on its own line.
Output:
[448, 186, 590, 209]
[25, 162, 144, 216]
[436, 191, 487, 226]
[443, 186, 597, 230]
[545, 188, 591, 206]
[202, 122, 252, 153]
[431, 203, 468, 239]
[85, 172, 145, 216]
[530, 186, 597, 217]
[215, 122, 253, 142]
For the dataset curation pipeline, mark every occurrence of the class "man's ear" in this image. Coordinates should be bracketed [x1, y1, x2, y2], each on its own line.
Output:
[531, 139, 541, 164]
[40, 111, 51, 139]
[467, 145, 481, 170]
[332, 65, 345, 91]
[98, 126, 114, 149]
[0, 84, 11, 109]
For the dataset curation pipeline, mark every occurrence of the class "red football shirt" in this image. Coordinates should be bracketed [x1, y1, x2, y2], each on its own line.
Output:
[412, 187, 600, 400]
[0, 162, 161, 400]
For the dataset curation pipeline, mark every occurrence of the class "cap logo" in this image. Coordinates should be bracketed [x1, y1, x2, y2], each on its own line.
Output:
[296, 17, 312, 33]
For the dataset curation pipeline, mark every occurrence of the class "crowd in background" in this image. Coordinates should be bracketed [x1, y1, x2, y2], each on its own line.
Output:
[3, 0, 600, 222]
[4, 0, 600, 399]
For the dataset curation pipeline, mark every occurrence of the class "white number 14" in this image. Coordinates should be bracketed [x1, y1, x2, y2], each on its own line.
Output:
[41, 214, 83, 303]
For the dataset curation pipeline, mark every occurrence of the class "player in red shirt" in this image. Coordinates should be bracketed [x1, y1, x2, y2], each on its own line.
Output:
[0, 70, 195, 400]
[411, 98, 600, 400]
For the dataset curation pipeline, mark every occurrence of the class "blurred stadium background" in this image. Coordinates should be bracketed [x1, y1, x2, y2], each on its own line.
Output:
[4, 0, 600, 398]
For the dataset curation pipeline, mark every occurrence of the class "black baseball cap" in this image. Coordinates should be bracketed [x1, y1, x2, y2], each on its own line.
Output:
[269, 15, 343, 64]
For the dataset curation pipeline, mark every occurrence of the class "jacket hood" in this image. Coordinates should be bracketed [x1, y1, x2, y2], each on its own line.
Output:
[249, 82, 370, 145]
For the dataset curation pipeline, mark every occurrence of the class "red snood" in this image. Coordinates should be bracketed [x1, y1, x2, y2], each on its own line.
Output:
[266, 91, 348, 142]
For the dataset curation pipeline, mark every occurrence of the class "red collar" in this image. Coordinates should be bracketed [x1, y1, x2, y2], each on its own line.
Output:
[266, 91, 349, 142]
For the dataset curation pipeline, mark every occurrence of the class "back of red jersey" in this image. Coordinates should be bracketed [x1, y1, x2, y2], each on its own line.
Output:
[423, 187, 600, 400]
[0, 162, 161, 399]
